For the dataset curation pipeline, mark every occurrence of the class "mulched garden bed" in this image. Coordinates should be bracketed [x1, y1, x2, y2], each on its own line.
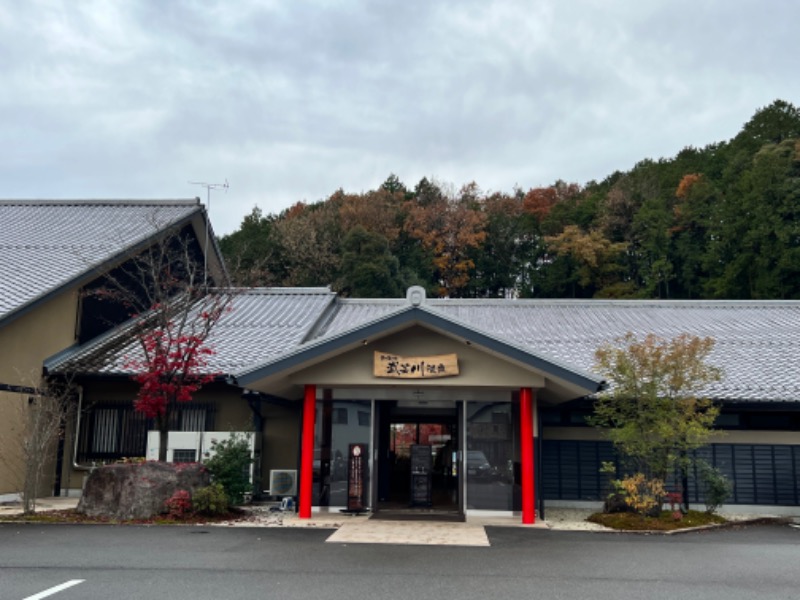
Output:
[587, 510, 727, 531]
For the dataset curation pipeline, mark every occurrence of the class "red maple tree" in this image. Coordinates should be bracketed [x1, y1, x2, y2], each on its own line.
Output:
[89, 221, 232, 461]
[124, 299, 228, 461]
[127, 328, 215, 418]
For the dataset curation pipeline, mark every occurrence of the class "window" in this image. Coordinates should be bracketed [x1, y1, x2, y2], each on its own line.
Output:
[79, 402, 215, 462]
[313, 401, 371, 507]
[332, 408, 348, 425]
[180, 408, 207, 431]
[466, 401, 515, 510]
[172, 449, 197, 463]
[91, 409, 119, 454]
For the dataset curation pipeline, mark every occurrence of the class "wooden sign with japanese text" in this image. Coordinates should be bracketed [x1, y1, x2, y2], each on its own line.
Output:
[373, 351, 459, 379]
[347, 443, 368, 513]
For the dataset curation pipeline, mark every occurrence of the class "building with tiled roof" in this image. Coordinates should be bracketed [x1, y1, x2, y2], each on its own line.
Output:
[45, 286, 800, 519]
[0, 199, 224, 499]
[0, 200, 216, 325]
[3, 200, 799, 520]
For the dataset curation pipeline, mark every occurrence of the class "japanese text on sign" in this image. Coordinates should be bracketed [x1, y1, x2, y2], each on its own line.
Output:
[373, 351, 459, 379]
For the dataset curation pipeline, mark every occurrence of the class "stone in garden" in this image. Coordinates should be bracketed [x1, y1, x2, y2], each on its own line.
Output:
[77, 462, 209, 520]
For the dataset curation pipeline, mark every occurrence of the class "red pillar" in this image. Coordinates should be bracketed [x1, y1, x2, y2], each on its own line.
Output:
[520, 387, 535, 524]
[298, 384, 316, 519]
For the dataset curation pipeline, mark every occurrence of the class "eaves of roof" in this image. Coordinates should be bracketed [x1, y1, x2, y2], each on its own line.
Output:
[43, 309, 149, 375]
[232, 304, 605, 394]
[44, 287, 337, 377]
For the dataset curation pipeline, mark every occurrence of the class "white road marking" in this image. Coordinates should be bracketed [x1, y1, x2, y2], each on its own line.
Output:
[23, 579, 85, 600]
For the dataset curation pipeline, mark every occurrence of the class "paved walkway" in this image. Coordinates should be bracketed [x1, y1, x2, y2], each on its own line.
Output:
[327, 518, 491, 546]
[0, 496, 79, 516]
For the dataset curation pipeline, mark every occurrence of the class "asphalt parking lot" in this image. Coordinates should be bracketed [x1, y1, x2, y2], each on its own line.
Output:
[2, 522, 799, 600]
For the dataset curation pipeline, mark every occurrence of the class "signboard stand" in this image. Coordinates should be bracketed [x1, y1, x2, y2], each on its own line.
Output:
[341, 443, 368, 515]
[410, 444, 433, 507]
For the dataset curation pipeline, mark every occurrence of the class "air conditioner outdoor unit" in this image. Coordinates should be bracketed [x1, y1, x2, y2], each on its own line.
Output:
[268, 469, 298, 497]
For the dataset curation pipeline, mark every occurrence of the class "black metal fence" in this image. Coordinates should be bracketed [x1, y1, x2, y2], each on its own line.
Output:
[542, 439, 800, 506]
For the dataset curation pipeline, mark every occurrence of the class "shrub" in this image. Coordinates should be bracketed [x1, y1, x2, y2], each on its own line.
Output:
[665, 491, 683, 520]
[600, 463, 636, 514]
[203, 433, 253, 505]
[697, 462, 732, 514]
[619, 473, 665, 517]
[193, 483, 229, 516]
[164, 490, 193, 519]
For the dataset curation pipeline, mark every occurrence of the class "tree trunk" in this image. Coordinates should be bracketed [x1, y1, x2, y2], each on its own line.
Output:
[158, 415, 169, 462]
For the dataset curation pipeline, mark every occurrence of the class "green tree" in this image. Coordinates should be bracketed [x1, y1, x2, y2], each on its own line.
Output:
[734, 99, 800, 150]
[631, 195, 675, 298]
[381, 173, 408, 196]
[671, 173, 719, 299]
[467, 191, 538, 298]
[544, 226, 628, 297]
[706, 138, 800, 298]
[218, 206, 284, 286]
[591, 333, 723, 486]
[337, 226, 402, 298]
[203, 433, 254, 505]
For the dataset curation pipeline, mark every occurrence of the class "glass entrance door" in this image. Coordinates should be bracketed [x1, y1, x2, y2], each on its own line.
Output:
[375, 406, 461, 512]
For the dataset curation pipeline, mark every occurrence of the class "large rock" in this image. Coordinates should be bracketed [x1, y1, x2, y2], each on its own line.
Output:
[77, 462, 210, 520]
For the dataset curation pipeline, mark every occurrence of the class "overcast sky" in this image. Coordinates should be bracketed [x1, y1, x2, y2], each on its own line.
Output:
[2, 1, 798, 235]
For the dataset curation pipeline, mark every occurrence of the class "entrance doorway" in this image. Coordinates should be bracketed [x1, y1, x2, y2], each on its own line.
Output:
[374, 402, 462, 518]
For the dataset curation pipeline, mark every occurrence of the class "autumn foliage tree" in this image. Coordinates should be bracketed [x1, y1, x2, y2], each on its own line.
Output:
[217, 99, 800, 300]
[91, 219, 231, 461]
[545, 226, 628, 295]
[591, 333, 723, 501]
[124, 303, 225, 461]
[271, 201, 341, 287]
[404, 182, 487, 297]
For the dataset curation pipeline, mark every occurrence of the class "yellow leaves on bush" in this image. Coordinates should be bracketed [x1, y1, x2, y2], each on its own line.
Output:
[620, 473, 666, 516]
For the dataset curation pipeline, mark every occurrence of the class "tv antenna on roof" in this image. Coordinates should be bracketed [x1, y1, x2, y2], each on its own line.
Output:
[189, 179, 229, 288]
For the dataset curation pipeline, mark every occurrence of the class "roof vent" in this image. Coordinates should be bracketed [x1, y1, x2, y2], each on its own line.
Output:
[406, 286, 426, 306]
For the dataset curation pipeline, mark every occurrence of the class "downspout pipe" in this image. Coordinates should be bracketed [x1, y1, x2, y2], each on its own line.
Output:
[71, 385, 94, 472]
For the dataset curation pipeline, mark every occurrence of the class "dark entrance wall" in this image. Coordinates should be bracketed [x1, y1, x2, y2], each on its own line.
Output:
[541, 438, 800, 506]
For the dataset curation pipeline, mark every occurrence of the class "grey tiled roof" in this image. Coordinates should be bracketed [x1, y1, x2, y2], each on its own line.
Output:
[317, 298, 800, 403]
[0, 200, 203, 323]
[45, 288, 336, 375]
[47, 287, 800, 403]
[209, 288, 336, 371]
[316, 299, 407, 337]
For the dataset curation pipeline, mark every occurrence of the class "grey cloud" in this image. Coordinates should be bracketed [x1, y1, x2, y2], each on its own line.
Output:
[1, 1, 799, 235]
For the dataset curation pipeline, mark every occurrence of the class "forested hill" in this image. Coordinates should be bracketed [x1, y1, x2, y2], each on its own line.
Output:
[219, 100, 800, 300]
